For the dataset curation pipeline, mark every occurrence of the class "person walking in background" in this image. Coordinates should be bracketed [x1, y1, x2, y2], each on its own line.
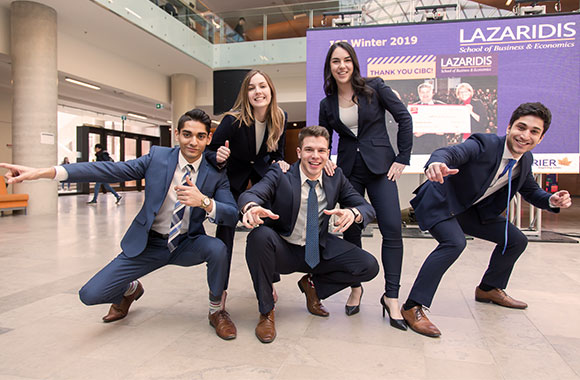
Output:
[88, 144, 122, 204]
[60, 157, 71, 191]
[206, 69, 288, 298]
[318, 41, 412, 328]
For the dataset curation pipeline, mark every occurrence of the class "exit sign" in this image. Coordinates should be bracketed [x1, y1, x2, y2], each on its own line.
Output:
[156, 103, 164, 109]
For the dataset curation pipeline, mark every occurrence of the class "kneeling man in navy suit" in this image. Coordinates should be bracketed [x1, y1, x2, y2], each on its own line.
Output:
[1, 109, 240, 340]
[238, 125, 379, 343]
[402, 102, 572, 337]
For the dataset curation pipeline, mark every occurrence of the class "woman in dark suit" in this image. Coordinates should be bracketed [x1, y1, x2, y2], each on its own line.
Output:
[206, 69, 288, 293]
[318, 42, 412, 329]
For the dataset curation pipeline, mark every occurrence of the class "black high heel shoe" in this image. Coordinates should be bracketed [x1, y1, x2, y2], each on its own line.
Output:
[345, 286, 364, 316]
[380, 294, 407, 330]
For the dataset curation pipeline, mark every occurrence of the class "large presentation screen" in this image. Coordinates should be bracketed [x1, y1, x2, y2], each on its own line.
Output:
[306, 14, 579, 173]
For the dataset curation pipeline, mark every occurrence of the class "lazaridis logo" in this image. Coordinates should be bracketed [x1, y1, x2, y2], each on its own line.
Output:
[437, 54, 498, 77]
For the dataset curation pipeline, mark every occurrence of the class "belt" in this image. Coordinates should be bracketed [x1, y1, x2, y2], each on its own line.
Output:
[149, 230, 169, 239]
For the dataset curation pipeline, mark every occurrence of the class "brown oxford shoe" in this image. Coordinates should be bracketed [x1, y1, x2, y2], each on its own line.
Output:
[401, 306, 441, 338]
[297, 275, 329, 317]
[255, 310, 276, 343]
[208, 310, 237, 340]
[475, 287, 528, 309]
[102, 281, 144, 323]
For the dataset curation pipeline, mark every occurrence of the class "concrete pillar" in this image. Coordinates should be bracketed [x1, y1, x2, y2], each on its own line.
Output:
[170, 74, 196, 146]
[11, 1, 58, 215]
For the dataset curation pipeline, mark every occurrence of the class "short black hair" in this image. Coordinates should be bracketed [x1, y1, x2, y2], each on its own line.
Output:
[177, 109, 211, 133]
[94, 143, 103, 150]
[298, 126, 330, 148]
[509, 102, 551, 136]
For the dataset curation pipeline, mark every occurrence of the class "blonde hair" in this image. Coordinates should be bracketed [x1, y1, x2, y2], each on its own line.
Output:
[456, 82, 474, 98]
[226, 70, 285, 152]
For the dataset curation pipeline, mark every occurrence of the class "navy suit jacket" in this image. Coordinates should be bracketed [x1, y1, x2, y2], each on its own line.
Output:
[318, 77, 413, 177]
[238, 163, 376, 260]
[206, 112, 287, 195]
[64, 146, 238, 257]
[410, 133, 558, 231]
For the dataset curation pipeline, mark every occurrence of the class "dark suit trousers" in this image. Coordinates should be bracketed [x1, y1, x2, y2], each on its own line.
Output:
[407, 206, 528, 307]
[79, 234, 229, 306]
[246, 226, 379, 314]
[216, 168, 264, 290]
[343, 152, 404, 298]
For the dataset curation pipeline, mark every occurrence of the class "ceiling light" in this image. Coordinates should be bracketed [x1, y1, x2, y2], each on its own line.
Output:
[125, 7, 142, 19]
[166, 120, 172, 124]
[505, 0, 513, 5]
[127, 112, 147, 120]
[65, 77, 101, 90]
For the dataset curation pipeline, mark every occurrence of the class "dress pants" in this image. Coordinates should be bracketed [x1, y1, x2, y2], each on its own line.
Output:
[343, 152, 404, 298]
[92, 183, 120, 201]
[216, 168, 281, 289]
[79, 234, 228, 306]
[408, 206, 528, 307]
[246, 226, 379, 314]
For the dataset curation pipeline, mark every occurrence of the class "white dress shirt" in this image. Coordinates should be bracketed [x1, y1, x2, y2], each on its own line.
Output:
[283, 168, 328, 246]
[474, 141, 520, 205]
[255, 119, 267, 154]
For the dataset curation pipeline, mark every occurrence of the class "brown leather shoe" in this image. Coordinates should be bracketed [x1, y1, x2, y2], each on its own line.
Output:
[208, 310, 237, 340]
[255, 310, 276, 343]
[401, 306, 441, 338]
[297, 274, 329, 317]
[102, 281, 144, 323]
[475, 287, 528, 309]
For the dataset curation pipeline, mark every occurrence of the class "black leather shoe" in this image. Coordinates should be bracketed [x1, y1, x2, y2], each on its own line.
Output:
[345, 286, 363, 316]
[380, 294, 407, 331]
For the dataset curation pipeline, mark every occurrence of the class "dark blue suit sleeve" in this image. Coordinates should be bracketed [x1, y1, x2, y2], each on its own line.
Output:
[372, 78, 413, 165]
[237, 165, 281, 210]
[212, 173, 241, 227]
[65, 152, 152, 183]
[318, 99, 333, 148]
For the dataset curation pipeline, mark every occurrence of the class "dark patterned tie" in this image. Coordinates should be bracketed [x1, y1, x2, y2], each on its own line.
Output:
[305, 179, 320, 268]
[168, 164, 193, 252]
[499, 159, 516, 255]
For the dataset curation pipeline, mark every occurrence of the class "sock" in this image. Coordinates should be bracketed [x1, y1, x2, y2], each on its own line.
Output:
[124, 281, 138, 296]
[478, 283, 495, 292]
[209, 292, 222, 314]
[403, 299, 421, 311]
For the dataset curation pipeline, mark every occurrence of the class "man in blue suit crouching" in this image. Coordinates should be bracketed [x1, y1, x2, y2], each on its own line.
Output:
[1, 109, 240, 340]
[401, 103, 572, 337]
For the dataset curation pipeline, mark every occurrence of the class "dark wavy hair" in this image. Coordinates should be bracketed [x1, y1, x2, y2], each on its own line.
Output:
[509, 102, 551, 136]
[323, 41, 374, 102]
[178, 108, 211, 133]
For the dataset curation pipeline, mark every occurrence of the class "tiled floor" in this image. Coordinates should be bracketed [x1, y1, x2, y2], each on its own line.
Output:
[0, 192, 578, 380]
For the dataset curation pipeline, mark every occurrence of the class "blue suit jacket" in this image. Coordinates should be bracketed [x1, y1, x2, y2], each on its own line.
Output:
[410, 133, 558, 231]
[238, 163, 376, 259]
[64, 146, 238, 257]
[318, 77, 413, 177]
[206, 112, 287, 195]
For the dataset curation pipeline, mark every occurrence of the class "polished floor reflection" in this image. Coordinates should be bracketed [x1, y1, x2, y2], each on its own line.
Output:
[0, 192, 578, 379]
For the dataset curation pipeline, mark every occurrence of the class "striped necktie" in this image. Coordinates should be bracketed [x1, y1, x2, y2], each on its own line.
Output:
[304, 179, 320, 268]
[168, 164, 193, 252]
[499, 159, 516, 255]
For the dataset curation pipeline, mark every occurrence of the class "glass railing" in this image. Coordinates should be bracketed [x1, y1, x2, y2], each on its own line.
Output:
[148, 0, 343, 44]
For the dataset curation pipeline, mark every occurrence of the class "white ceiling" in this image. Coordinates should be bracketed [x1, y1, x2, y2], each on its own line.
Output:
[0, 0, 308, 124]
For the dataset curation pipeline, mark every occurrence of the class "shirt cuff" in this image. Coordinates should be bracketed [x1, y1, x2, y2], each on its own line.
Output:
[54, 166, 69, 181]
[207, 199, 217, 221]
